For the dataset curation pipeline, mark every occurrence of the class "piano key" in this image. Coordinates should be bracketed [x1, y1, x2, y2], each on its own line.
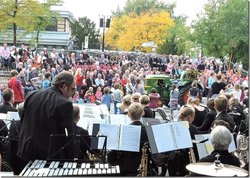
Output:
[107, 168, 111, 174]
[67, 162, 73, 168]
[81, 163, 86, 168]
[30, 160, 39, 168]
[104, 163, 109, 169]
[95, 163, 99, 169]
[83, 169, 88, 175]
[78, 168, 83, 175]
[35, 160, 42, 169]
[87, 168, 92, 175]
[63, 162, 68, 168]
[63, 169, 69, 176]
[86, 163, 90, 169]
[111, 167, 116, 174]
[40, 160, 47, 169]
[72, 162, 77, 168]
[116, 165, 120, 174]
[23, 168, 32, 176]
[102, 169, 107, 174]
[92, 168, 97, 174]
[48, 161, 55, 169]
[97, 169, 102, 174]
[68, 168, 73, 175]
[53, 168, 60, 176]
[48, 169, 55, 177]
[54, 161, 60, 168]
[73, 168, 78, 175]
[99, 164, 104, 169]
[58, 168, 64, 176]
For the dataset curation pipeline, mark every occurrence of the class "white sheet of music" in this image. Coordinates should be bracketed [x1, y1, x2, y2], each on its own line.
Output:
[171, 122, 192, 150]
[6, 111, 20, 121]
[97, 124, 120, 150]
[152, 123, 176, 153]
[119, 125, 141, 152]
[195, 134, 236, 159]
[148, 121, 192, 153]
[109, 114, 130, 125]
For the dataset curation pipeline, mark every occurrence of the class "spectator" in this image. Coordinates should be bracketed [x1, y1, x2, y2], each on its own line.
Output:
[101, 87, 112, 111]
[139, 95, 155, 118]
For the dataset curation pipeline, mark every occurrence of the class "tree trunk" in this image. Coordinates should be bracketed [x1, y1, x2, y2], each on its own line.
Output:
[36, 30, 40, 48]
[13, 23, 17, 46]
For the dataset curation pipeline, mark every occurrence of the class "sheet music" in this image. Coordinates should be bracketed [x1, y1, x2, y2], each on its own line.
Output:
[109, 114, 130, 125]
[97, 124, 120, 150]
[195, 134, 236, 159]
[0, 113, 7, 120]
[171, 122, 192, 150]
[119, 125, 141, 152]
[6, 111, 20, 121]
[148, 122, 192, 153]
[99, 104, 109, 115]
[152, 123, 176, 153]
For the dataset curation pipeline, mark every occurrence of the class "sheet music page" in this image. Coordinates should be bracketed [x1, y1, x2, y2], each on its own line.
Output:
[109, 114, 129, 125]
[195, 134, 210, 159]
[0, 113, 7, 120]
[6, 111, 20, 121]
[195, 134, 236, 159]
[171, 122, 192, 149]
[119, 125, 141, 152]
[97, 124, 120, 150]
[151, 123, 176, 153]
[99, 104, 109, 115]
[87, 117, 106, 134]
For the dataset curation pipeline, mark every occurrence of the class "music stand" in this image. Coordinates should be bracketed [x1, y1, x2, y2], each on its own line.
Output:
[47, 134, 107, 163]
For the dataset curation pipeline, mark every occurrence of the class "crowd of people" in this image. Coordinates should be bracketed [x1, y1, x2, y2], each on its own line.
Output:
[0, 43, 249, 176]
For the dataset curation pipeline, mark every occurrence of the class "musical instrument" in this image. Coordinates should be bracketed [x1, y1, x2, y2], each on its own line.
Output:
[189, 148, 196, 163]
[19, 160, 120, 176]
[186, 162, 248, 176]
[236, 134, 249, 164]
[137, 143, 149, 177]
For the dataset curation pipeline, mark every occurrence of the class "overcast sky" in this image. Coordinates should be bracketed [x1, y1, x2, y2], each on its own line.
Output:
[62, 0, 207, 26]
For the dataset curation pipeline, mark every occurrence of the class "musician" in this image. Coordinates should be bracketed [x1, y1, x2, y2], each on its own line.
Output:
[139, 95, 155, 118]
[72, 105, 90, 160]
[167, 106, 200, 176]
[214, 95, 235, 132]
[198, 125, 240, 167]
[17, 72, 75, 164]
[0, 88, 17, 114]
[109, 103, 148, 176]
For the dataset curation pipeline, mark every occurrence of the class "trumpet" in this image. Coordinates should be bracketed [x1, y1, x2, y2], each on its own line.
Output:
[137, 143, 149, 177]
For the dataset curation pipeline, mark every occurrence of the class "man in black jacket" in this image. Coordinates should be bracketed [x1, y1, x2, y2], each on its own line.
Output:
[17, 72, 76, 163]
[0, 88, 17, 114]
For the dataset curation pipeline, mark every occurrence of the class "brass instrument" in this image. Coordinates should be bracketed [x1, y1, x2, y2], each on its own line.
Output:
[137, 143, 148, 177]
[236, 134, 249, 164]
[189, 148, 196, 163]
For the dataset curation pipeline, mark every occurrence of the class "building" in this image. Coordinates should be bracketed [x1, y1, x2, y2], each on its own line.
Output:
[0, 6, 75, 49]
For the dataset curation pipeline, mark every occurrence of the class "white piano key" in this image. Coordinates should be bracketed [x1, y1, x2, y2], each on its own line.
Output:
[102, 169, 107, 174]
[104, 163, 109, 169]
[92, 168, 97, 174]
[86, 163, 91, 169]
[63, 169, 69, 176]
[97, 169, 102, 174]
[107, 168, 111, 174]
[116, 165, 120, 174]
[87, 168, 92, 175]
[73, 168, 79, 175]
[81, 163, 86, 168]
[67, 162, 73, 168]
[48, 169, 55, 176]
[78, 168, 83, 175]
[95, 163, 99, 169]
[68, 168, 73, 175]
[111, 167, 116, 174]
[99, 164, 104, 169]
[54, 161, 60, 168]
[30, 160, 39, 168]
[63, 162, 68, 168]
[53, 168, 60, 176]
[72, 162, 77, 168]
[48, 161, 55, 169]
[83, 169, 88, 175]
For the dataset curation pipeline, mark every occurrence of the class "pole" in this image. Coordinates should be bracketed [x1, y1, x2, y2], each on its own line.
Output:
[102, 16, 105, 52]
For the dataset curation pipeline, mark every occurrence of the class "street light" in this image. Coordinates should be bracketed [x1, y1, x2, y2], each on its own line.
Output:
[99, 15, 111, 52]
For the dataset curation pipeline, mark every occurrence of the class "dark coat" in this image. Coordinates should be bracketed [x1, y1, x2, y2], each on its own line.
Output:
[72, 122, 90, 160]
[0, 102, 17, 114]
[17, 86, 74, 161]
[109, 120, 148, 176]
[198, 109, 217, 133]
[215, 111, 235, 132]
[199, 150, 241, 167]
[143, 106, 155, 118]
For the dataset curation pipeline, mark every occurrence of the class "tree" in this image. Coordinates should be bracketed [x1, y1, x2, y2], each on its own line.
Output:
[0, 0, 61, 46]
[192, 0, 248, 68]
[106, 10, 174, 51]
[157, 16, 191, 55]
[70, 17, 100, 50]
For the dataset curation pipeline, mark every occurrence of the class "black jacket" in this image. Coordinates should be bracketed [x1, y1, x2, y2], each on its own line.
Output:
[215, 111, 235, 132]
[17, 86, 74, 161]
[0, 102, 17, 114]
[198, 109, 217, 133]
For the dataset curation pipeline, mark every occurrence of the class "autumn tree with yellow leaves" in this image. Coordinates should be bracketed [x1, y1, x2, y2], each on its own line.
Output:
[106, 0, 175, 52]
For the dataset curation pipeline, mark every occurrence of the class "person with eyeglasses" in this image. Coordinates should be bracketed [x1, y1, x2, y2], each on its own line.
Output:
[17, 71, 76, 171]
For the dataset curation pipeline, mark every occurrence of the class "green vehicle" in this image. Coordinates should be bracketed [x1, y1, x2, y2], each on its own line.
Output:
[144, 75, 172, 106]
[144, 70, 204, 106]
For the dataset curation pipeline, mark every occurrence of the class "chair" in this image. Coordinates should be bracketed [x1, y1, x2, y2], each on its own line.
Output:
[156, 108, 171, 122]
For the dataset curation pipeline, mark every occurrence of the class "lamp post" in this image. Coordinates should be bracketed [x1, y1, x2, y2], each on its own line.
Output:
[100, 15, 111, 52]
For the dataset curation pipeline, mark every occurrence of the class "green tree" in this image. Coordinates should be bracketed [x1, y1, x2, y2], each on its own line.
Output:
[70, 17, 100, 49]
[192, 0, 248, 68]
[157, 16, 191, 55]
[0, 0, 61, 46]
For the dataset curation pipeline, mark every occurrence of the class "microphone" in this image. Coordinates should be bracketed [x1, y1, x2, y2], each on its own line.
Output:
[192, 138, 209, 144]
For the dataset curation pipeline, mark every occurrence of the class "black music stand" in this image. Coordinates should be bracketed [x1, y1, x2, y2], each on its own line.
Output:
[47, 134, 107, 163]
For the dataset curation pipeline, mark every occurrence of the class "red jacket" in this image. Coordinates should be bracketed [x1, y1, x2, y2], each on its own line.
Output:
[8, 77, 24, 103]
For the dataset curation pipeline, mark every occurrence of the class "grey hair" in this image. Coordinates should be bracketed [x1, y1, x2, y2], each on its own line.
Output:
[210, 125, 232, 150]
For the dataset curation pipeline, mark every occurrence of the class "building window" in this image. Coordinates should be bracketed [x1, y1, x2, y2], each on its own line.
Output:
[45, 17, 57, 31]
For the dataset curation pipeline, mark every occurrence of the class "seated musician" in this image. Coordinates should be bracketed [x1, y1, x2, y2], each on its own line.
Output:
[139, 95, 155, 118]
[197, 125, 240, 167]
[167, 106, 200, 176]
[72, 105, 90, 160]
[108, 102, 148, 176]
